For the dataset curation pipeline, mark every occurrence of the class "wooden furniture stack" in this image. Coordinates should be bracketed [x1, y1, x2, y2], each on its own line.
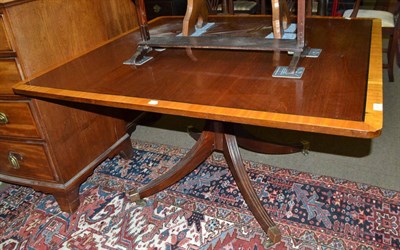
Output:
[14, 15, 382, 244]
[0, 0, 137, 213]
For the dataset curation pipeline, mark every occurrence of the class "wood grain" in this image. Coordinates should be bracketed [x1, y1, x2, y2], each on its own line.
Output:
[130, 120, 283, 241]
[363, 18, 383, 138]
[0, 58, 22, 97]
[4, 0, 138, 78]
[15, 17, 383, 138]
[31, 99, 128, 182]
[0, 101, 41, 138]
[182, 0, 208, 36]
[0, 0, 34, 7]
[0, 134, 131, 199]
[0, 140, 55, 181]
[1, 0, 138, 213]
[0, 14, 12, 51]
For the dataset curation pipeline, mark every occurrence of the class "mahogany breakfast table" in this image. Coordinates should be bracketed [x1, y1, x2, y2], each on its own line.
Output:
[14, 16, 383, 244]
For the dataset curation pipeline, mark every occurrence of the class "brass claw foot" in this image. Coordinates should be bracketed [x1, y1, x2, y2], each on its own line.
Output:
[127, 189, 142, 202]
[261, 226, 281, 248]
[267, 226, 281, 243]
[262, 239, 275, 249]
[135, 199, 147, 206]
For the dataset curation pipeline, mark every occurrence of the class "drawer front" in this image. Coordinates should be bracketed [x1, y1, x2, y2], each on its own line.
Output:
[0, 140, 55, 182]
[0, 14, 12, 52]
[146, 1, 173, 20]
[145, 0, 186, 20]
[0, 101, 41, 138]
[0, 59, 22, 97]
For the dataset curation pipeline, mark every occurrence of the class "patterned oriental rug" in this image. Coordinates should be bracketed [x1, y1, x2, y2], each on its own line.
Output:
[0, 140, 399, 250]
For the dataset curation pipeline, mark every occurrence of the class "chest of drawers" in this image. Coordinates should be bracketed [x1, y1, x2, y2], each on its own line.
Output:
[0, 0, 137, 212]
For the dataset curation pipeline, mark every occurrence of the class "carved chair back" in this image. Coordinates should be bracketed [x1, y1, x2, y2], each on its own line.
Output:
[207, 0, 260, 14]
[345, 0, 399, 81]
[207, 0, 221, 14]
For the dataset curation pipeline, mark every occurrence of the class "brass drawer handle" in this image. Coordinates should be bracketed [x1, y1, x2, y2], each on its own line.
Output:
[153, 4, 161, 13]
[0, 112, 8, 124]
[8, 152, 23, 170]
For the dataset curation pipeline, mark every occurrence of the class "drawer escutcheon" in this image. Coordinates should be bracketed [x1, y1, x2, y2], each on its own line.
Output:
[8, 151, 23, 169]
[153, 4, 161, 13]
[0, 112, 8, 124]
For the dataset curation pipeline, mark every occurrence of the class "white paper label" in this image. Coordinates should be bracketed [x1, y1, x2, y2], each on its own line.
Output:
[373, 103, 383, 111]
[148, 100, 159, 105]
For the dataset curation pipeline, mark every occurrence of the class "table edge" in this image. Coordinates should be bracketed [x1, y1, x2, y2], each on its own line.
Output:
[13, 18, 383, 139]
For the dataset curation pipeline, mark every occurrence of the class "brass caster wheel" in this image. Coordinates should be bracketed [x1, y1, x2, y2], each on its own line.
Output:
[301, 140, 310, 155]
[262, 239, 275, 249]
[267, 226, 281, 244]
[126, 189, 141, 202]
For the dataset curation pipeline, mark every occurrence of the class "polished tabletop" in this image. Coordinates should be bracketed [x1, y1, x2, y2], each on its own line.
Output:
[14, 16, 383, 138]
